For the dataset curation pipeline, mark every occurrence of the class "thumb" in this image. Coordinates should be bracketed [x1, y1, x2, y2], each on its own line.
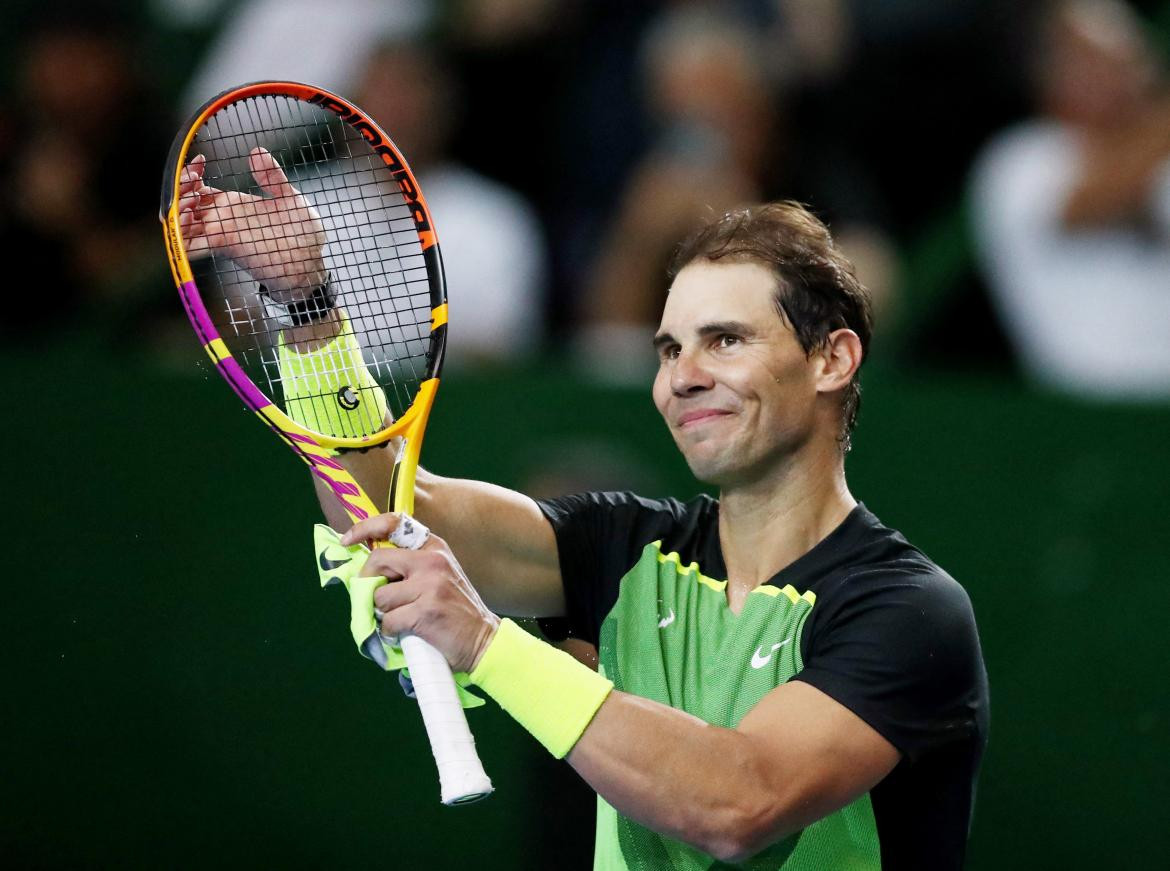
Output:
[249, 147, 297, 201]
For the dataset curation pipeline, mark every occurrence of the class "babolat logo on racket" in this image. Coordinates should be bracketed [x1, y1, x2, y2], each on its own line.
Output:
[306, 91, 433, 246]
[337, 386, 361, 410]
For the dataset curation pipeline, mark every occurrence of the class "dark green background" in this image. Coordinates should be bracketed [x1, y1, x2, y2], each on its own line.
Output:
[4, 342, 1167, 869]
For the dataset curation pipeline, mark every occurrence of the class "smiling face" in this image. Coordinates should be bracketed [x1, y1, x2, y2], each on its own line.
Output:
[652, 260, 825, 487]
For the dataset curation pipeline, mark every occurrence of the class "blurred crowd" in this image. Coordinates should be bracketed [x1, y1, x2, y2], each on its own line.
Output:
[2, 0, 1170, 400]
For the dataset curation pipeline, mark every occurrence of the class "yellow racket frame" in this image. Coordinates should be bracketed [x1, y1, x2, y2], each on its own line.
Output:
[160, 81, 449, 523]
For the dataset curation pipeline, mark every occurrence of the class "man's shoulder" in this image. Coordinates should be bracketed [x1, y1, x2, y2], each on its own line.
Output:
[794, 509, 989, 766]
[539, 490, 715, 533]
[807, 508, 974, 622]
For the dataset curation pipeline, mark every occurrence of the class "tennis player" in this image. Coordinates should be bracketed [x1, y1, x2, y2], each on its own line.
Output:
[186, 171, 987, 867]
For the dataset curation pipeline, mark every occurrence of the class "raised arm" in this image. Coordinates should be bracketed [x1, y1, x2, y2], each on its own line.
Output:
[340, 475, 565, 619]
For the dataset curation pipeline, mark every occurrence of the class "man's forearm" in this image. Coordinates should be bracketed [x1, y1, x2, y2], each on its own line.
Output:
[564, 679, 898, 863]
[312, 444, 395, 530]
[467, 632, 866, 862]
[566, 692, 799, 862]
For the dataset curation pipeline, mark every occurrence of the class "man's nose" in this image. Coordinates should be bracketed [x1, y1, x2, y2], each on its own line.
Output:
[671, 348, 714, 395]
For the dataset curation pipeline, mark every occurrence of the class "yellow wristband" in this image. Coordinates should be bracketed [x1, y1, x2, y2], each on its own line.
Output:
[469, 618, 613, 758]
[276, 314, 389, 439]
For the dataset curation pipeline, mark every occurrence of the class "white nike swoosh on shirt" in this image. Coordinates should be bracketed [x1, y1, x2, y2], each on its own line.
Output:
[657, 609, 676, 629]
[750, 639, 792, 669]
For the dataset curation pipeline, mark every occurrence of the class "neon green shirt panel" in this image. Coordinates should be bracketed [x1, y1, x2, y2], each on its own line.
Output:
[592, 541, 881, 870]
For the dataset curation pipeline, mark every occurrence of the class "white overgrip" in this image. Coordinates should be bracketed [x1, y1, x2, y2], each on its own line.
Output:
[399, 633, 494, 805]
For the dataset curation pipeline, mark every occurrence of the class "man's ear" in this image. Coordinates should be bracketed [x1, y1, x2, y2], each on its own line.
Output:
[814, 329, 863, 395]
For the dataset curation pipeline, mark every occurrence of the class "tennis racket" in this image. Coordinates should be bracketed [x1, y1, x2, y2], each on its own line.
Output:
[160, 81, 492, 805]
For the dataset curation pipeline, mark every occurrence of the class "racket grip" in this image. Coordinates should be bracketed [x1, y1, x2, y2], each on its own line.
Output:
[399, 633, 494, 805]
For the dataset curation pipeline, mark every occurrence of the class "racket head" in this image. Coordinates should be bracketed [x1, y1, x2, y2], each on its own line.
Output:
[161, 81, 447, 458]
[162, 86, 494, 807]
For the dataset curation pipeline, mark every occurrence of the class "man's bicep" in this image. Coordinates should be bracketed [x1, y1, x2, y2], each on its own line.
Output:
[737, 680, 900, 837]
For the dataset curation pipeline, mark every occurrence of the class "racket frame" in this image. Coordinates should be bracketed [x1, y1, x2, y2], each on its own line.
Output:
[161, 80, 447, 521]
[161, 81, 492, 805]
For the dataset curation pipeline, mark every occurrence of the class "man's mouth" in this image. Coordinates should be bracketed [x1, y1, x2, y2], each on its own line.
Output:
[677, 409, 732, 428]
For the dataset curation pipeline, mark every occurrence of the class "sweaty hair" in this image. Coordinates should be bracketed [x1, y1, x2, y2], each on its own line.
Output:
[668, 201, 873, 452]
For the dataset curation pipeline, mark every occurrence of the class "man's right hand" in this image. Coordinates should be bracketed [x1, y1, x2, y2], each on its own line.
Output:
[178, 147, 328, 296]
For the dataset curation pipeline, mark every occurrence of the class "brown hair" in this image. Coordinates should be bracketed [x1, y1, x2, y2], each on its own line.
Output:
[668, 201, 873, 451]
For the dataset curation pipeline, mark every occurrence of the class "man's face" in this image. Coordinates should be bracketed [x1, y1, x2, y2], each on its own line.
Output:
[652, 260, 821, 487]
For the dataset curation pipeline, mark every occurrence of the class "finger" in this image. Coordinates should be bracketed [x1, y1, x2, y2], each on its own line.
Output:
[179, 183, 218, 212]
[378, 599, 423, 643]
[357, 545, 438, 580]
[343, 514, 444, 553]
[184, 153, 206, 181]
[248, 146, 298, 201]
[179, 175, 216, 201]
[178, 209, 208, 251]
[185, 171, 219, 199]
[373, 575, 422, 613]
[341, 513, 405, 547]
[357, 549, 403, 581]
[178, 185, 204, 212]
[416, 528, 446, 552]
[178, 169, 209, 205]
[390, 515, 433, 551]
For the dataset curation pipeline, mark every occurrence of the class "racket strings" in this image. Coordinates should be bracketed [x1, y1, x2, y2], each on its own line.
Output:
[188, 93, 435, 437]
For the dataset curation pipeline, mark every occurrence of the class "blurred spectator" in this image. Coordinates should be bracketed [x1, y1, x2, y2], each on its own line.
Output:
[797, 0, 1027, 236]
[354, 39, 548, 366]
[574, 3, 896, 381]
[178, 0, 429, 112]
[450, 0, 564, 47]
[0, 15, 170, 339]
[181, 2, 548, 366]
[970, 0, 1170, 399]
[449, 0, 657, 339]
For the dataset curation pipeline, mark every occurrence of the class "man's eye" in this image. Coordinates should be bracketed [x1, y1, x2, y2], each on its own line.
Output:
[718, 334, 739, 348]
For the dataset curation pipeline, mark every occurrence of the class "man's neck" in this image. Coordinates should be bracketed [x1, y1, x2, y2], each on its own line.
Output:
[717, 439, 856, 614]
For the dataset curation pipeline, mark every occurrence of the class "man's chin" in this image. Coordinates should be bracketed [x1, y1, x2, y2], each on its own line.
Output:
[674, 432, 748, 483]
[681, 437, 773, 488]
[682, 452, 738, 488]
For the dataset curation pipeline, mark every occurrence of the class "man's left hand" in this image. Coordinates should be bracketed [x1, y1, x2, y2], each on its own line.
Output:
[356, 514, 500, 673]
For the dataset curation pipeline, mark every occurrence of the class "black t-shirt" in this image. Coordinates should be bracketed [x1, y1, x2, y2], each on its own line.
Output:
[538, 492, 989, 870]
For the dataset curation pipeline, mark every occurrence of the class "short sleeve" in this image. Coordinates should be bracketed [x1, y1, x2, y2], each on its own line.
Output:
[536, 492, 703, 645]
[793, 567, 988, 762]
